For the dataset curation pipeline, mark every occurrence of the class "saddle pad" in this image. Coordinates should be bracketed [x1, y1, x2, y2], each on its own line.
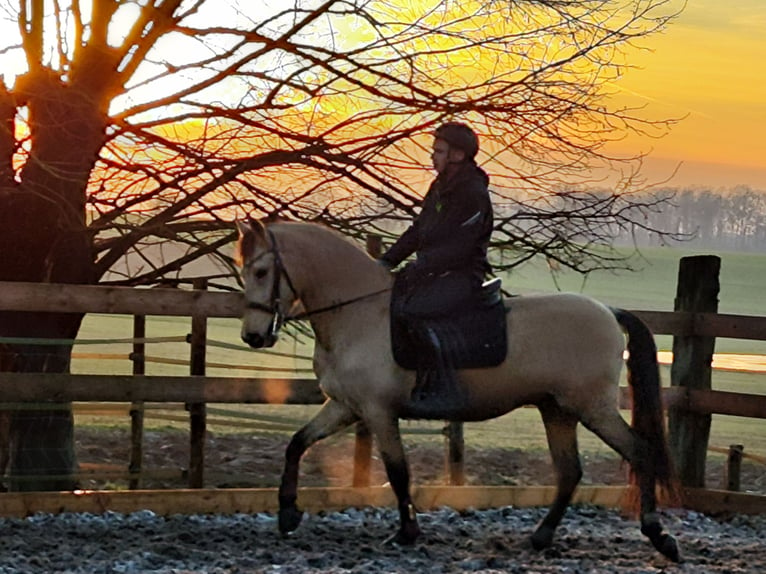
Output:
[391, 298, 509, 371]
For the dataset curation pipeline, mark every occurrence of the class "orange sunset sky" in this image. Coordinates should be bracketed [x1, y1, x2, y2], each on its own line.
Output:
[611, 0, 766, 189]
[0, 1, 763, 191]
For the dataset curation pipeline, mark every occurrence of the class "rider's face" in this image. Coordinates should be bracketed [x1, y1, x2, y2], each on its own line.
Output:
[431, 138, 463, 174]
[431, 138, 450, 173]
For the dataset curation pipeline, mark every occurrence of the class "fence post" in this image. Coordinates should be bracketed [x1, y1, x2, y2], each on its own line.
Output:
[444, 422, 465, 485]
[351, 235, 383, 487]
[129, 315, 145, 490]
[352, 423, 373, 488]
[188, 279, 208, 488]
[725, 444, 744, 492]
[668, 255, 720, 488]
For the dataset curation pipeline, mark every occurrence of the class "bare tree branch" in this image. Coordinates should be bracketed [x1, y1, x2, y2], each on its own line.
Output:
[2, 0, 687, 289]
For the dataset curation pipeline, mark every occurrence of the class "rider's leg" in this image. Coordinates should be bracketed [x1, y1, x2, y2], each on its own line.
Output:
[401, 273, 474, 403]
[409, 320, 458, 401]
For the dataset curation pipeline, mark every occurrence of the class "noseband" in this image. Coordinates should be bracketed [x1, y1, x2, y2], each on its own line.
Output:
[243, 229, 298, 339]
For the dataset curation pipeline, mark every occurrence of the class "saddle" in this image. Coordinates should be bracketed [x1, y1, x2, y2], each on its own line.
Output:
[390, 277, 508, 371]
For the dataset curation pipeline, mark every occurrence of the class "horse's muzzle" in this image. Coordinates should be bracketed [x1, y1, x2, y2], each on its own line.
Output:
[242, 332, 277, 349]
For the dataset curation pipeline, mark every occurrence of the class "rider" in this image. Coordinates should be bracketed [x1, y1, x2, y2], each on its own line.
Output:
[379, 122, 494, 405]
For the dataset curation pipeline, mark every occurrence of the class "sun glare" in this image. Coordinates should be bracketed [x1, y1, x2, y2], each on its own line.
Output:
[107, 2, 141, 48]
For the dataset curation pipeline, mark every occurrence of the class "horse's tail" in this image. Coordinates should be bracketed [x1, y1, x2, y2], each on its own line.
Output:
[613, 308, 678, 505]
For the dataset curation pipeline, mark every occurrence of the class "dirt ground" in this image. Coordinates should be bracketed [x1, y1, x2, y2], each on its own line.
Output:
[73, 426, 766, 494]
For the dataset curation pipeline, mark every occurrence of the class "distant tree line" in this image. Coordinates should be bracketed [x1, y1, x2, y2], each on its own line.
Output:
[614, 186, 766, 252]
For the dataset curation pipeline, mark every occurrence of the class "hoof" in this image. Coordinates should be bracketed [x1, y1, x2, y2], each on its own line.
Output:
[382, 523, 421, 547]
[653, 533, 683, 563]
[530, 526, 555, 551]
[278, 504, 304, 535]
[641, 514, 682, 563]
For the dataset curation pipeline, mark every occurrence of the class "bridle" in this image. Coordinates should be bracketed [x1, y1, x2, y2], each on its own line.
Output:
[242, 229, 299, 340]
[242, 228, 390, 338]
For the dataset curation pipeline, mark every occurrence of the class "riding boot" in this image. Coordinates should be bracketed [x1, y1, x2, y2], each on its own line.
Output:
[411, 326, 464, 412]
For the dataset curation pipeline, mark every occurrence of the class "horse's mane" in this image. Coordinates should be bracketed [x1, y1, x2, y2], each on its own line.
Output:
[236, 218, 378, 273]
[269, 220, 373, 264]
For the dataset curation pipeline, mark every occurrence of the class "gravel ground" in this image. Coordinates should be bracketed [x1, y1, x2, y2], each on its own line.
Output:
[0, 505, 763, 573]
[0, 428, 761, 572]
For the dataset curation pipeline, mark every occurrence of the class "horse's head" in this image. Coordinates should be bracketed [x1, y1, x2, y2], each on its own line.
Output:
[235, 219, 298, 348]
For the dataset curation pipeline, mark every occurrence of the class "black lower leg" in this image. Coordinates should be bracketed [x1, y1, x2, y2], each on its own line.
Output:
[278, 430, 308, 534]
[532, 403, 582, 551]
[635, 441, 682, 562]
[381, 451, 420, 545]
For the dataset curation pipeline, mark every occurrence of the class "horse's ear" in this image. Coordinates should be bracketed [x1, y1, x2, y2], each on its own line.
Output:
[234, 218, 267, 266]
[236, 218, 266, 239]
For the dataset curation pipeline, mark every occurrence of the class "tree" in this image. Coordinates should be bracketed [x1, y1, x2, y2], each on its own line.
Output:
[0, 0, 682, 489]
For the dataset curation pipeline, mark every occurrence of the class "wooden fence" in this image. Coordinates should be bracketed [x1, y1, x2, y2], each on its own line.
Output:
[0, 254, 765, 500]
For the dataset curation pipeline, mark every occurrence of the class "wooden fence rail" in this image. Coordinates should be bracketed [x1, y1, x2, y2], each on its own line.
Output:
[0, 374, 763, 419]
[0, 281, 243, 317]
[0, 252, 765, 494]
[0, 374, 324, 404]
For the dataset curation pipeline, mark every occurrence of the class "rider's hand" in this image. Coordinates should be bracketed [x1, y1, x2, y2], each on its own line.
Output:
[378, 258, 394, 271]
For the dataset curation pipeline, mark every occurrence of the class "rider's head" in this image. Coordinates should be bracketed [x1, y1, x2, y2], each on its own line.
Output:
[432, 122, 479, 174]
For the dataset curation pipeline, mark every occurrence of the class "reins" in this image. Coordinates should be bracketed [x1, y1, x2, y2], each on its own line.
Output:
[288, 287, 391, 321]
[243, 228, 391, 332]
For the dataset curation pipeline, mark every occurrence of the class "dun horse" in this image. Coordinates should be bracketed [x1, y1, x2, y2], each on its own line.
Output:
[235, 218, 681, 563]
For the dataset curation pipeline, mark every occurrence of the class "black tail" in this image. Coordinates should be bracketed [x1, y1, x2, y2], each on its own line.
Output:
[612, 308, 675, 494]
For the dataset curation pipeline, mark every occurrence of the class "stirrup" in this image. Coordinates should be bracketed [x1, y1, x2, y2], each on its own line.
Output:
[410, 369, 434, 402]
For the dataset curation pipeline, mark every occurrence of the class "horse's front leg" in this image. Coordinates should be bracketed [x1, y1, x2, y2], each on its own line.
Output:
[278, 398, 358, 535]
[367, 415, 421, 546]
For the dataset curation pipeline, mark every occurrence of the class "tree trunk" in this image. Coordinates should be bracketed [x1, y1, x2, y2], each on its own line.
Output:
[0, 70, 104, 491]
[7, 342, 79, 492]
[0, 218, 91, 490]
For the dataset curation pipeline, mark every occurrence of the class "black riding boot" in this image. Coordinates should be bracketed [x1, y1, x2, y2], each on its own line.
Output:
[410, 325, 465, 413]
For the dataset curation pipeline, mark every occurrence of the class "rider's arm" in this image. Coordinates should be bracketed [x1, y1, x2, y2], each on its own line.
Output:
[380, 220, 419, 269]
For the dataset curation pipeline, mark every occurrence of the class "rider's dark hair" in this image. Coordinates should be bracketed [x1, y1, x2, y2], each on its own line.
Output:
[434, 122, 479, 160]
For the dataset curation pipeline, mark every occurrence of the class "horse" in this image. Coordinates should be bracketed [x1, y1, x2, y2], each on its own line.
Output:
[234, 218, 681, 563]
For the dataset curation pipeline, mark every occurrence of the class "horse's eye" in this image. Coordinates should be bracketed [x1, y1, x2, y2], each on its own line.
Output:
[254, 268, 268, 280]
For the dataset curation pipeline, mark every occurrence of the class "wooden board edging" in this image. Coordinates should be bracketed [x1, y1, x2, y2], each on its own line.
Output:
[0, 485, 761, 519]
[0, 485, 625, 518]
[681, 487, 766, 515]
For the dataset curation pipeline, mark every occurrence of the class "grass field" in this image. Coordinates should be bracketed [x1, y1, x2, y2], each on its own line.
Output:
[71, 245, 766, 467]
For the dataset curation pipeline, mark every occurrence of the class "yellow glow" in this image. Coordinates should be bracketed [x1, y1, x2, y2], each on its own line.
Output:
[3, 1, 764, 190]
[607, 0, 766, 186]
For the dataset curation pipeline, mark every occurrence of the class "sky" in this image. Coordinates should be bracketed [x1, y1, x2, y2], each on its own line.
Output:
[0, 1, 763, 191]
[611, 0, 766, 189]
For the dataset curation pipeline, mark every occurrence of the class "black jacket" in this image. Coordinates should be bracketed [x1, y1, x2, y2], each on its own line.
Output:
[381, 161, 493, 281]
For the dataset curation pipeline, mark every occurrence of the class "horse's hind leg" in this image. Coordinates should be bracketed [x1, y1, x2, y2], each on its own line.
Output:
[278, 399, 359, 535]
[531, 399, 582, 550]
[581, 410, 681, 562]
[365, 414, 420, 546]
